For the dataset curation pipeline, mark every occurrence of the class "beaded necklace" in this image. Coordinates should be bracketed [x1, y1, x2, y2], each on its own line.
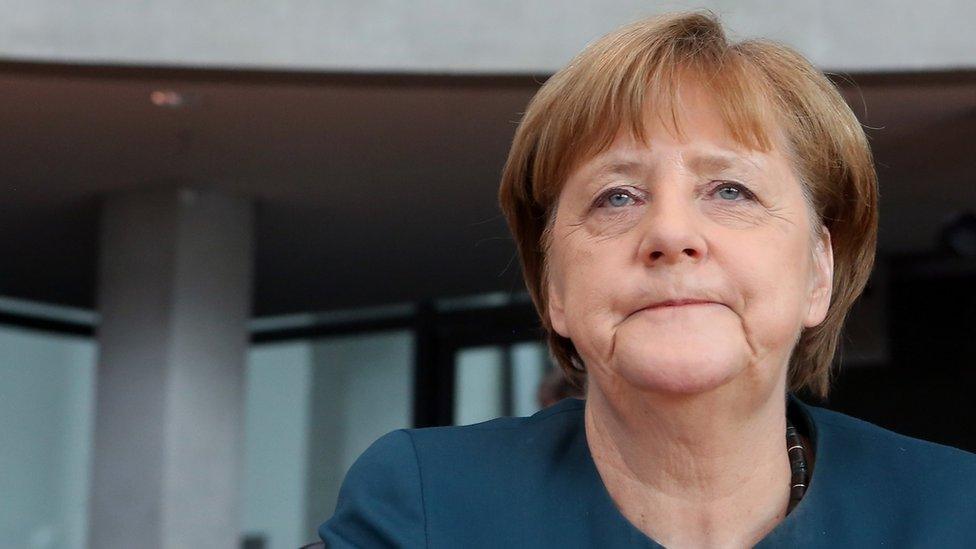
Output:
[785, 418, 808, 514]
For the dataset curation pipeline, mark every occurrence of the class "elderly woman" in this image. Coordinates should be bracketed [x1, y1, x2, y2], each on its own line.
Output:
[319, 12, 975, 548]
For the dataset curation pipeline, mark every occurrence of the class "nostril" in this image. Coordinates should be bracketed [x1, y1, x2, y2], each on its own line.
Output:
[649, 249, 700, 261]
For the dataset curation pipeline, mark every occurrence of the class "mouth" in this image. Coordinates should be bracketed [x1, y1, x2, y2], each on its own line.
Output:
[618, 299, 724, 327]
[630, 299, 728, 319]
[644, 298, 718, 310]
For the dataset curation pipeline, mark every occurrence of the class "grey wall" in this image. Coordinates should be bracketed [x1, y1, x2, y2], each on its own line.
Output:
[1, 0, 973, 72]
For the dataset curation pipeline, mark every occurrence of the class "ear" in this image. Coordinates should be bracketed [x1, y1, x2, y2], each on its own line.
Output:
[547, 277, 570, 338]
[804, 225, 834, 328]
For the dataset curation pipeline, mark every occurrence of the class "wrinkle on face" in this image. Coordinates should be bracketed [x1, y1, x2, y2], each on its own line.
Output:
[564, 152, 798, 242]
[700, 205, 770, 230]
[543, 84, 824, 397]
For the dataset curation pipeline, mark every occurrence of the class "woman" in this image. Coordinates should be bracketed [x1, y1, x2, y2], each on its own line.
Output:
[319, 12, 976, 547]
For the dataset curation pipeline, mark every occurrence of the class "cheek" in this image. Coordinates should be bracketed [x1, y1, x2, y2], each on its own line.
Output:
[731, 235, 813, 349]
[560, 250, 615, 317]
[551, 237, 629, 357]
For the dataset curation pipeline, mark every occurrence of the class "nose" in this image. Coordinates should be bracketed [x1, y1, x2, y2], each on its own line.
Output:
[636, 194, 708, 266]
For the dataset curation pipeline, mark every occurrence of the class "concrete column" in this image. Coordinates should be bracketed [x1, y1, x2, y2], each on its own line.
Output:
[89, 188, 253, 549]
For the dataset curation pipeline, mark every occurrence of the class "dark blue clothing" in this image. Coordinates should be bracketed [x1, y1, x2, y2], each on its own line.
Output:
[320, 396, 976, 547]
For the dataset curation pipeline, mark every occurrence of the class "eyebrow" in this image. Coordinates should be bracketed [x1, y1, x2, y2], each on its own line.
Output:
[587, 152, 760, 178]
[589, 159, 645, 177]
[686, 152, 761, 174]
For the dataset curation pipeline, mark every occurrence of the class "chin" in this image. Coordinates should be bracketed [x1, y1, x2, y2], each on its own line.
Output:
[609, 317, 749, 395]
[619, 358, 742, 396]
[611, 336, 747, 396]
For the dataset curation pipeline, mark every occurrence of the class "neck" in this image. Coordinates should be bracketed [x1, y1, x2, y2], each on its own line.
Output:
[584, 379, 791, 547]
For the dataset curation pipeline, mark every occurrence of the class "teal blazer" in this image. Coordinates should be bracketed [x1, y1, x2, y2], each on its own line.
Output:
[319, 396, 976, 547]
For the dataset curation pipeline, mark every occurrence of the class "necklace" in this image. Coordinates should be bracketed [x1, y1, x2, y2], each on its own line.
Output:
[785, 418, 808, 514]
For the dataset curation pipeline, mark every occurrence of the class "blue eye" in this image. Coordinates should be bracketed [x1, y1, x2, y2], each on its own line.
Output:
[713, 183, 754, 202]
[607, 192, 635, 207]
[592, 188, 643, 212]
[717, 186, 741, 200]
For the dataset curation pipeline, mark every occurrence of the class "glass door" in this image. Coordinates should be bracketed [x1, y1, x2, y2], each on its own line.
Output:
[453, 341, 550, 425]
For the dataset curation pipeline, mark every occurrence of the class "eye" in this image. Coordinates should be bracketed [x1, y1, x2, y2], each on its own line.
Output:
[711, 182, 756, 202]
[596, 188, 641, 208]
[608, 192, 634, 207]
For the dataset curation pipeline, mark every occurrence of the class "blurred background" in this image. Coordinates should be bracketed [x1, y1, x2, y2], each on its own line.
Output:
[1, 1, 974, 548]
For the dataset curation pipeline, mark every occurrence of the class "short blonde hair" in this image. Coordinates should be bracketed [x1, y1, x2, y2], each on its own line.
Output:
[498, 11, 878, 398]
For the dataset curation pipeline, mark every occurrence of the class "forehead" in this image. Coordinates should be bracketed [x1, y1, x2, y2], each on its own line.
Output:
[560, 80, 792, 186]
[563, 122, 787, 196]
[577, 146, 767, 180]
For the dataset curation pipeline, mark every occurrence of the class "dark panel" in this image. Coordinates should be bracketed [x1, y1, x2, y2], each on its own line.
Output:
[818, 253, 976, 453]
[823, 365, 976, 453]
[0, 199, 99, 309]
[888, 255, 976, 370]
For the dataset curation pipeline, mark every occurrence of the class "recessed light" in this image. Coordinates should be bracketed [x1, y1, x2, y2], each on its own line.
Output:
[150, 90, 186, 108]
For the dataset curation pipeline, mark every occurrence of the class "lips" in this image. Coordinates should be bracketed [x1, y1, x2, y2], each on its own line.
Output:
[645, 298, 717, 309]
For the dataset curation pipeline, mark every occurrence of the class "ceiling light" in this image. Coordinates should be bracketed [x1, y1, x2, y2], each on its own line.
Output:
[150, 90, 186, 108]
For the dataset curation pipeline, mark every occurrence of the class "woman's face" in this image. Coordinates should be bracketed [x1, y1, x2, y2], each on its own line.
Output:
[545, 85, 833, 398]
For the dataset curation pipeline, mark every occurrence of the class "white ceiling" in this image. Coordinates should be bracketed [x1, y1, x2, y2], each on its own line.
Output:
[3, 1, 975, 73]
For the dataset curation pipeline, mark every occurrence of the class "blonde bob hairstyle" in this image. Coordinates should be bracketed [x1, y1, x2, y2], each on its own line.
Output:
[498, 11, 878, 399]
